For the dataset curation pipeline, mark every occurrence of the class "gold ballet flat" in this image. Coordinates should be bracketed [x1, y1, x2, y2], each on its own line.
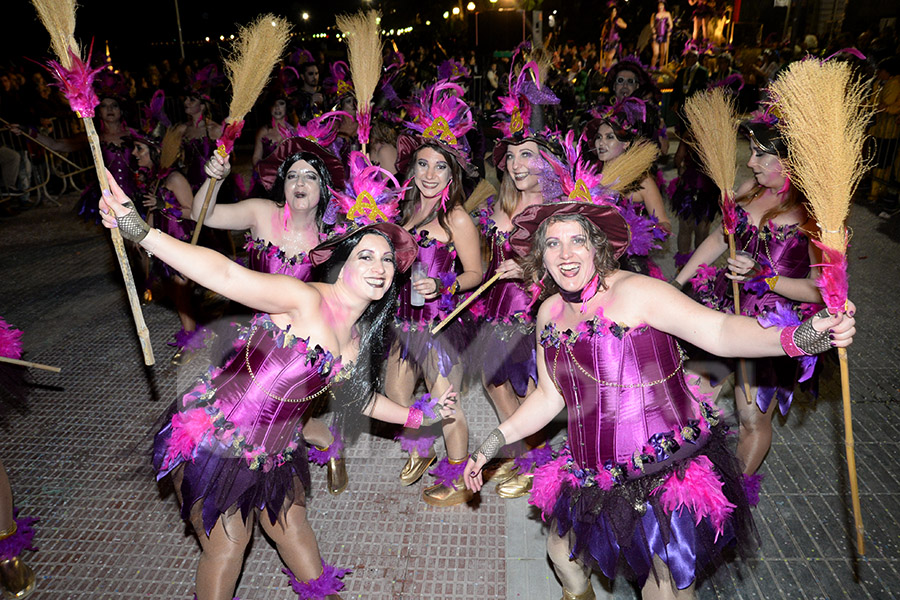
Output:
[485, 459, 518, 485]
[422, 478, 474, 507]
[399, 451, 436, 486]
[326, 456, 348, 496]
[0, 557, 35, 599]
[496, 472, 534, 499]
[561, 583, 596, 600]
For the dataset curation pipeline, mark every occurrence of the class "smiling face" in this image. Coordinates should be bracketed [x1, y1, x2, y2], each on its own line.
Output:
[284, 159, 322, 211]
[99, 98, 122, 124]
[613, 69, 638, 100]
[543, 219, 597, 293]
[339, 233, 396, 301]
[594, 124, 629, 162]
[747, 141, 787, 191]
[132, 141, 153, 168]
[413, 146, 451, 200]
[505, 141, 543, 194]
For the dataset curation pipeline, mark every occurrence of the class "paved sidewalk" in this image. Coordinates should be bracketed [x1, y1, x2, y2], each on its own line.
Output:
[0, 180, 898, 599]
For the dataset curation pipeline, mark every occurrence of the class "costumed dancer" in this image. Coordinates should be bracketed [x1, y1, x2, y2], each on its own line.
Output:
[386, 80, 483, 507]
[199, 134, 351, 495]
[651, 2, 674, 71]
[251, 67, 301, 170]
[469, 57, 562, 498]
[601, 57, 669, 156]
[130, 91, 201, 366]
[585, 97, 670, 277]
[0, 317, 37, 599]
[464, 200, 855, 600]
[669, 126, 719, 269]
[100, 171, 455, 600]
[674, 113, 825, 476]
[174, 64, 225, 193]
[688, 0, 714, 41]
[601, 2, 628, 71]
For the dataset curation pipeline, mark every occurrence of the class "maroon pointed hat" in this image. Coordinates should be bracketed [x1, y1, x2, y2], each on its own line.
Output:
[309, 222, 418, 273]
[256, 137, 346, 192]
[508, 201, 631, 259]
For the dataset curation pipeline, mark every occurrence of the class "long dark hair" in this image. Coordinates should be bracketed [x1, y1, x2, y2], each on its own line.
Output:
[270, 152, 334, 230]
[521, 214, 619, 302]
[311, 229, 400, 438]
[399, 142, 465, 240]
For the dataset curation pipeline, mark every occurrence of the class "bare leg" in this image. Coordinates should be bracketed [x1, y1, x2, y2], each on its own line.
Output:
[258, 502, 324, 582]
[547, 530, 592, 596]
[383, 347, 419, 409]
[676, 217, 695, 256]
[0, 459, 13, 532]
[303, 417, 333, 448]
[172, 275, 196, 333]
[641, 555, 695, 600]
[651, 41, 661, 70]
[192, 511, 254, 600]
[428, 371, 468, 461]
[734, 361, 776, 475]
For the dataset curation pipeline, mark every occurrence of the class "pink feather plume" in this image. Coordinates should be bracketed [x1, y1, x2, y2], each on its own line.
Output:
[0, 317, 23, 360]
[811, 239, 849, 313]
[653, 455, 735, 540]
[44, 41, 104, 118]
[163, 408, 215, 470]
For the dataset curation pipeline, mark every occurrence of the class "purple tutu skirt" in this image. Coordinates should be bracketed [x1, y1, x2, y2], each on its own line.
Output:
[391, 315, 474, 380]
[532, 422, 756, 589]
[153, 400, 311, 536]
[476, 319, 537, 397]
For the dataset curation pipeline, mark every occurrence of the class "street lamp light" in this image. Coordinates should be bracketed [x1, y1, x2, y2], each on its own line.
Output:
[452, 6, 460, 15]
[467, 1, 475, 10]
[443, 10, 450, 18]
[302, 12, 309, 21]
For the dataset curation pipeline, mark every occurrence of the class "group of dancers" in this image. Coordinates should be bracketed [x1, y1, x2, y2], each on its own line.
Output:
[3, 37, 858, 600]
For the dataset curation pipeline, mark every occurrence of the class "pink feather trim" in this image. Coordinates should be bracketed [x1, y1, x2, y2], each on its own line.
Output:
[162, 408, 215, 470]
[720, 194, 738, 235]
[356, 107, 372, 145]
[217, 120, 245, 155]
[44, 41, 104, 118]
[811, 239, 849, 313]
[284, 561, 350, 599]
[653, 455, 735, 540]
[0, 317, 24, 360]
[528, 455, 579, 520]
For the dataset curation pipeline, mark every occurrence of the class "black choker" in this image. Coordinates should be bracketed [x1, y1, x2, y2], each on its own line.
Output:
[559, 288, 583, 303]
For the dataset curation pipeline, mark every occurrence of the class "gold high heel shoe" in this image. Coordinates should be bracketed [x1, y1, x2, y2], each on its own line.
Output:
[326, 455, 348, 495]
[496, 471, 534, 499]
[399, 450, 436, 486]
[485, 459, 518, 485]
[561, 583, 596, 600]
[0, 522, 35, 599]
[422, 458, 474, 507]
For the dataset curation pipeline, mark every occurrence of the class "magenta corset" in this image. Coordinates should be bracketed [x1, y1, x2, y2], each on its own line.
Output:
[181, 135, 214, 192]
[396, 229, 459, 324]
[475, 199, 535, 322]
[540, 317, 701, 471]
[261, 136, 279, 159]
[245, 235, 314, 281]
[77, 141, 137, 222]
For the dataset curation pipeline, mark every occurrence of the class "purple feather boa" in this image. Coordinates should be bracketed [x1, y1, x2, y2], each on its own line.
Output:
[757, 303, 817, 382]
[395, 430, 437, 455]
[307, 424, 344, 466]
[742, 473, 764, 507]
[429, 457, 466, 489]
[0, 509, 38, 560]
[411, 393, 440, 421]
[168, 326, 213, 351]
[284, 561, 350, 599]
[513, 445, 555, 474]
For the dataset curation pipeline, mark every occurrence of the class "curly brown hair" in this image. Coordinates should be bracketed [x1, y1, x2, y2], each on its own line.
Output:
[520, 213, 619, 302]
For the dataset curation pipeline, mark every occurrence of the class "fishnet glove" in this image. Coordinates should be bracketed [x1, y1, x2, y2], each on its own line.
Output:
[116, 201, 151, 242]
[471, 428, 506, 463]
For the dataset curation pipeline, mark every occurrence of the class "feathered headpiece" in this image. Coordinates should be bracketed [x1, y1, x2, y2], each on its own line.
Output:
[327, 150, 403, 227]
[295, 109, 354, 153]
[494, 56, 559, 139]
[288, 47, 316, 67]
[133, 89, 171, 149]
[324, 61, 355, 99]
[184, 63, 223, 102]
[93, 68, 129, 103]
[437, 59, 470, 81]
[267, 64, 300, 100]
[589, 96, 653, 140]
[396, 79, 475, 174]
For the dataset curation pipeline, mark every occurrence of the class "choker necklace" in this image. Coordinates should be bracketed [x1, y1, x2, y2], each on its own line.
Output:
[558, 288, 583, 303]
[558, 273, 601, 313]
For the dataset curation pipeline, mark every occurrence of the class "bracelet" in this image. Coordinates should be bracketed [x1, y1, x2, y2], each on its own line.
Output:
[471, 428, 506, 463]
[765, 275, 779, 291]
[780, 325, 805, 357]
[405, 407, 423, 429]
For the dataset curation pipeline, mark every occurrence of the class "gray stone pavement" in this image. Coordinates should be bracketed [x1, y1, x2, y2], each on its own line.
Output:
[0, 165, 898, 599]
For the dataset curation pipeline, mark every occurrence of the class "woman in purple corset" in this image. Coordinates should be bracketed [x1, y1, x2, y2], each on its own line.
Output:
[650, 2, 674, 70]
[199, 136, 350, 494]
[100, 173, 455, 600]
[173, 65, 224, 193]
[674, 117, 825, 476]
[386, 81, 483, 507]
[464, 201, 854, 600]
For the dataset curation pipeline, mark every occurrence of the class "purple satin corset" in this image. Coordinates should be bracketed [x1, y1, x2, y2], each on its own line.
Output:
[245, 235, 314, 281]
[103, 141, 138, 198]
[654, 15, 669, 42]
[477, 200, 534, 321]
[207, 314, 340, 453]
[155, 187, 195, 242]
[540, 318, 699, 470]
[396, 229, 459, 323]
[261, 136, 280, 160]
[715, 206, 812, 315]
[181, 135, 214, 192]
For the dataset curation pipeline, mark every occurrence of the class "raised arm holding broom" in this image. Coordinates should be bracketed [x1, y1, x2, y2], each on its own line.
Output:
[191, 15, 291, 245]
[30, 0, 154, 365]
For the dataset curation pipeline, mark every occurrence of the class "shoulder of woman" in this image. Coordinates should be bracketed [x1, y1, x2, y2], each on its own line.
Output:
[448, 205, 479, 230]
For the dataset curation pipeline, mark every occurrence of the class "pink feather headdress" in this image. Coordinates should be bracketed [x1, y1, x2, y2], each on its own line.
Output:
[327, 151, 403, 227]
[590, 96, 651, 139]
[437, 59, 470, 81]
[184, 63, 223, 102]
[295, 110, 353, 149]
[324, 61, 354, 98]
[539, 130, 619, 207]
[494, 55, 559, 138]
[402, 80, 475, 152]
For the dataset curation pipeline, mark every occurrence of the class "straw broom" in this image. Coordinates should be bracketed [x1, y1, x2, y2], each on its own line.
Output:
[681, 88, 757, 402]
[31, 0, 154, 365]
[769, 59, 871, 556]
[336, 9, 383, 155]
[192, 15, 291, 245]
[600, 140, 660, 193]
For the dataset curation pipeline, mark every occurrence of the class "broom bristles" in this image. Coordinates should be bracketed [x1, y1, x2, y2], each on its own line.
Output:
[223, 14, 292, 123]
[160, 128, 182, 171]
[683, 88, 738, 197]
[602, 140, 660, 193]
[31, 0, 79, 67]
[336, 9, 383, 111]
[769, 60, 873, 253]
